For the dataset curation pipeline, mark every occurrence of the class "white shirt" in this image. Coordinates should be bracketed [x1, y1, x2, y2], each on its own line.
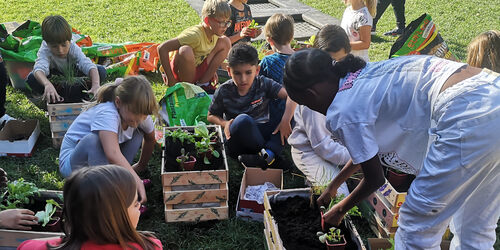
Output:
[33, 41, 97, 76]
[341, 6, 373, 62]
[326, 55, 466, 174]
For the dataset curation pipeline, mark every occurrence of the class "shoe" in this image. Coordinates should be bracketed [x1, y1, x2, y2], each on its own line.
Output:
[238, 154, 268, 169]
[383, 27, 404, 37]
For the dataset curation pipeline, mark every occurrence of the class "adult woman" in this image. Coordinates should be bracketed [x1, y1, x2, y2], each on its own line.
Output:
[283, 49, 500, 249]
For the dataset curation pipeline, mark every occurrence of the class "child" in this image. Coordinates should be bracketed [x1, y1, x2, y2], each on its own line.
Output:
[225, 0, 262, 44]
[25, 15, 106, 104]
[288, 24, 351, 192]
[467, 30, 500, 73]
[58, 75, 159, 204]
[371, 0, 406, 36]
[157, 0, 232, 92]
[207, 44, 295, 169]
[284, 49, 500, 249]
[340, 0, 376, 62]
[18, 165, 162, 249]
[0, 52, 15, 125]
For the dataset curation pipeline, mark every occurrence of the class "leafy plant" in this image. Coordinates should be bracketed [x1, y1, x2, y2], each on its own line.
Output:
[166, 129, 195, 144]
[0, 178, 40, 209]
[311, 166, 331, 195]
[247, 19, 258, 29]
[195, 138, 220, 164]
[303, 35, 316, 46]
[317, 226, 344, 244]
[320, 194, 362, 217]
[176, 148, 191, 164]
[34, 199, 62, 226]
[194, 121, 216, 141]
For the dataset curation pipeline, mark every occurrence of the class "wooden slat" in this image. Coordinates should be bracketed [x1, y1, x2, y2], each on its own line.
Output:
[52, 137, 63, 149]
[165, 201, 228, 222]
[47, 103, 85, 116]
[164, 184, 228, 204]
[49, 120, 74, 132]
[0, 229, 63, 247]
[162, 170, 227, 186]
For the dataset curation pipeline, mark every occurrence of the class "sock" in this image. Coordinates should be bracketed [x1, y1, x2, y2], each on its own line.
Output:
[260, 148, 275, 165]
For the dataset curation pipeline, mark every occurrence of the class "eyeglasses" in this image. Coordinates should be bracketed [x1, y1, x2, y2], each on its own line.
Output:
[211, 17, 232, 28]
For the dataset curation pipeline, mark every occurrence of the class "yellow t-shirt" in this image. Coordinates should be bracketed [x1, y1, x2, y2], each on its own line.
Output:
[177, 24, 219, 66]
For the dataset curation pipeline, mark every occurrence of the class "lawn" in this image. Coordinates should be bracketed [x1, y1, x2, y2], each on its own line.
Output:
[1, 0, 499, 249]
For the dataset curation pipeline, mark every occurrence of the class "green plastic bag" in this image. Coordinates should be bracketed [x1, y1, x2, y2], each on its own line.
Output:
[159, 82, 211, 127]
[389, 14, 459, 61]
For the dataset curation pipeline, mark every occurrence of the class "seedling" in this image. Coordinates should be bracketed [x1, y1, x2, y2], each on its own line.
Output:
[320, 194, 362, 217]
[303, 35, 316, 46]
[166, 129, 195, 144]
[176, 148, 196, 171]
[0, 178, 40, 209]
[194, 121, 217, 141]
[176, 148, 191, 165]
[317, 226, 344, 244]
[35, 199, 62, 226]
[195, 138, 220, 164]
[248, 19, 259, 29]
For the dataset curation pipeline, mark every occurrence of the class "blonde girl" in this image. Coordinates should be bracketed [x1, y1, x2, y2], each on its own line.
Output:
[18, 165, 163, 249]
[467, 30, 500, 73]
[58, 75, 159, 203]
[340, 0, 376, 62]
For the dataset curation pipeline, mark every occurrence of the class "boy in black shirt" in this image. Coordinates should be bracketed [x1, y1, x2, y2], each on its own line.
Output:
[208, 44, 295, 168]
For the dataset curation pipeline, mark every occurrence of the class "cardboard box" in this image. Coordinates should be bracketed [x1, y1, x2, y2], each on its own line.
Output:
[367, 191, 399, 230]
[375, 178, 407, 212]
[0, 120, 40, 157]
[263, 188, 366, 250]
[236, 167, 283, 221]
[161, 125, 229, 223]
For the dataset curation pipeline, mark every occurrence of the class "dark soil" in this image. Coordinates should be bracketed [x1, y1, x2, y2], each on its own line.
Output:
[270, 195, 360, 250]
[24, 191, 64, 232]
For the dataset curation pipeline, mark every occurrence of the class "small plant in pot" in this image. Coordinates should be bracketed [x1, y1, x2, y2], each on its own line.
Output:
[33, 199, 62, 232]
[165, 129, 195, 156]
[195, 138, 220, 165]
[317, 226, 346, 250]
[247, 19, 260, 38]
[385, 167, 409, 189]
[176, 148, 197, 171]
[320, 194, 361, 231]
[194, 121, 218, 143]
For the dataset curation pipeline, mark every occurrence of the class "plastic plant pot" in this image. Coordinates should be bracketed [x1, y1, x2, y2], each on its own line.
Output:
[177, 155, 196, 171]
[325, 235, 346, 250]
[248, 28, 259, 38]
[387, 169, 409, 189]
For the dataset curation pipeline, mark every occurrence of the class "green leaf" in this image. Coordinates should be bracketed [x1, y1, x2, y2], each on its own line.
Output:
[204, 156, 210, 165]
[212, 150, 220, 158]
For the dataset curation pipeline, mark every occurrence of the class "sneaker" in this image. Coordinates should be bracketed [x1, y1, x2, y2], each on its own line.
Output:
[238, 154, 268, 169]
[383, 28, 404, 37]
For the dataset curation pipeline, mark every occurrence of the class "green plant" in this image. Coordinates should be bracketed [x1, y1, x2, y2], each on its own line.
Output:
[0, 178, 40, 209]
[317, 226, 344, 244]
[176, 148, 191, 164]
[34, 199, 62, 226]
[166, 129, 195, 144]
[311, 166, 332, 195]
[247, 19, 258, 29]
[195, 138, 220, 164]
[320, 194, 362, 217]
[303, 35, 316, 46]
[194, 121, 216, 140]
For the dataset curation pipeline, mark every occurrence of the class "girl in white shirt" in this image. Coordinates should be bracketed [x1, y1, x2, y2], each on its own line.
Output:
[340, 0, 375, 62]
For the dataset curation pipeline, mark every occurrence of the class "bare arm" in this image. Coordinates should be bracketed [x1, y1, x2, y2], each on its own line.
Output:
[34, 71, 63, 103]
[273, 88, 297, 145]
[158, 39, 182, 86]
[350, 25, 372, 50]
[317, 159, 361, 206]
[87, 68, 100, 96]
[99, 130, 147, 203]
[132, 130, 155, 172]
[208, 112, 233, 139]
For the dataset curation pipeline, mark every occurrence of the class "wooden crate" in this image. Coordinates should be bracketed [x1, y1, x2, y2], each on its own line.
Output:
[375, 178, 407, 213]
[161, 125, 229, 223]
[47, 103, 85, 148]
[0, 190, 64, 247]
[263, 188, 366, 250]
[367, 192, 399, 230]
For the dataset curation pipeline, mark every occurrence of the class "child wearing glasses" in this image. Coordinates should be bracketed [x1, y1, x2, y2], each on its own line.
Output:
[225, 0, 262, 45]
[158, 0, 231, 93]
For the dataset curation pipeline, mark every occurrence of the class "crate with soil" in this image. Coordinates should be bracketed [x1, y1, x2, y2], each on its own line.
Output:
[263, 188, 366, 250]
[161, 123, 229, 223]
[0, 179, 64, 247]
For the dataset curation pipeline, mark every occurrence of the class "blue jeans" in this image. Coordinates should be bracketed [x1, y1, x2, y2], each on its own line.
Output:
[226, 114, 283, 159]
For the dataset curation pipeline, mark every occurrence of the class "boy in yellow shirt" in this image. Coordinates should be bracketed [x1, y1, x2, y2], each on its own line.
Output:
[158, 0, 232, 93]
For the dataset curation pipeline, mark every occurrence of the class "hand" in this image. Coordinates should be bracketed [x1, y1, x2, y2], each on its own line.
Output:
[87, 84, 100, 97]
[43, 83, 63, 103]
[0, 209, 38, 230]
[134, 174, 147, 204]
[273, 120, 292, 145]
[317, 182, 338, 208]
[132, 162, 147, 174]
[224, 119, 233, 139]
[240, 27, 251, 38]
[322, 203, 346, 227]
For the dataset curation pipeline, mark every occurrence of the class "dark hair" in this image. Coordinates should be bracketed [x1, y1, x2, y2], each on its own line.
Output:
[313, 24, 351, 54]
[41, 15, 72, 44]
[49, 165, 159, 250]
[283, 48, 366, 92]
[228, 43, 259, 67]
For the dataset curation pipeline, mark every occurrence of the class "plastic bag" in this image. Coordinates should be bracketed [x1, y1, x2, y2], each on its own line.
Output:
[389, 14, 459, 61]
[159, 82, 211, 127]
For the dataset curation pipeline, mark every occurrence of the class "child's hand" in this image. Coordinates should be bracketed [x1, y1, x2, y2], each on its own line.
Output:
[273, 120, 292, 145]
[322, 203, 346, 226]
[224, 119, 233, 139]
[240, 27, 252, 38]
[0, 209, 38, 230]
[43, 83, 64, 103]
[88, 85, 100, 97]
[134, 174, 147, 204]
[317, 182, 338, 208]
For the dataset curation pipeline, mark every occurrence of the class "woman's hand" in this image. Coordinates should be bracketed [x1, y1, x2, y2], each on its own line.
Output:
[43, 83, 63, 103]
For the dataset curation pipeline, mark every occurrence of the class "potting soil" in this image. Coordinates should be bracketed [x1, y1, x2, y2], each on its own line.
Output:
[270, 195, 359, 250]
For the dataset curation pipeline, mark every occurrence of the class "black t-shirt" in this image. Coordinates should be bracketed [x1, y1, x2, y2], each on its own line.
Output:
[209, 75, 282, 123]
[225, 4, 252, 43]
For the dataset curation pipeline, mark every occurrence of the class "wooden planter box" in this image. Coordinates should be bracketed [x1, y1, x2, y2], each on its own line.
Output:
[0, 190, 64, 247]
[47, 103, 85, 148]
[262, 188, 366, 250]
[161, 125, 229, 223]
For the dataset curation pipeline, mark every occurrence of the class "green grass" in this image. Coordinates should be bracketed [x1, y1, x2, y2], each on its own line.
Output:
[2, 0, 499, 249]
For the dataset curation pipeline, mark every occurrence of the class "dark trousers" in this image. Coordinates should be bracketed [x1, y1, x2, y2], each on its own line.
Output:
[373, 0, 406, 29]
[26, 65, 107, 95]
[0, 60, 9, 117]
[226, 114, 283, 159]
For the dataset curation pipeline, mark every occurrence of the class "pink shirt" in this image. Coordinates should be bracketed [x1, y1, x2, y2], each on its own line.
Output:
[17, 237, 163, 250]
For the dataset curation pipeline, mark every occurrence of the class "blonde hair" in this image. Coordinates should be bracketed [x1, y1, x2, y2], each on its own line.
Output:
[201, 0, 231, 20]
[96, 75, 159, 115]
[467, 30, 500, 73]
[364, 0, 377, 17]
[264, 14, 295, 46]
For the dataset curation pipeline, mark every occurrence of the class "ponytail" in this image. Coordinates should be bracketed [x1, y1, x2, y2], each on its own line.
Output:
[96, 82, 119, 103]
[364, 0, 376, 17]
[331, 54, 367, 78]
